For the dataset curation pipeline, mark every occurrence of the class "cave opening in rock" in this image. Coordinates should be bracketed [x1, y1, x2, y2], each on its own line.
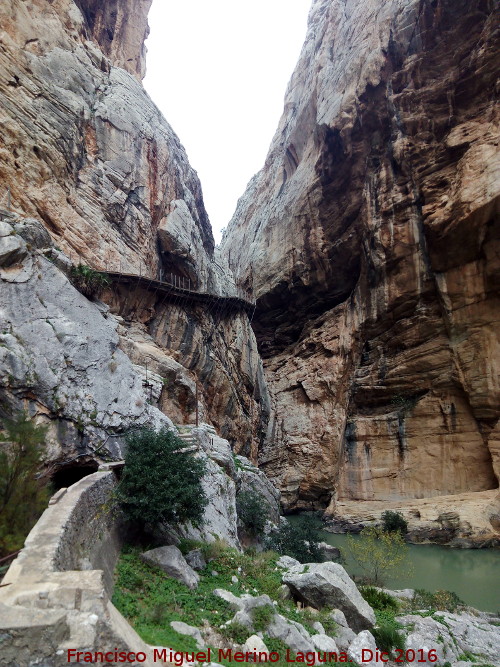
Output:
[51, 461, 99, 490]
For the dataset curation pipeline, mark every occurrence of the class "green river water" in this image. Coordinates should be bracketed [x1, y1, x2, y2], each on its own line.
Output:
[319, 532, 500, 612]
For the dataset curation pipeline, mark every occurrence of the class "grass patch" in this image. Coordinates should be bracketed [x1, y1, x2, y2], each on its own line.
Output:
[371, 624, 405, 655]
[360, 586, 399, 612]
[374, 608, 404, 630]
[178, 538, 204, 555]
[113, 543, 347, 653]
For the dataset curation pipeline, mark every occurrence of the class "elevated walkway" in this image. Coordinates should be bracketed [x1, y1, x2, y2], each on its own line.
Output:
[103, 270, 256, 317]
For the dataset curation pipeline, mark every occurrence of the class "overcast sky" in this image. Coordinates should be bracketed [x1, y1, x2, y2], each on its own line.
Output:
[144, 0, 312, 243]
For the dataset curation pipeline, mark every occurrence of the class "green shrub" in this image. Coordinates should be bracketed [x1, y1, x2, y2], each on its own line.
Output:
[221, 620, 249, 645]
[409, 589, 465, 613]
[236, 489, 269, 537]
[372, 624, 406, 655]
[360, 586, 399, 612]
[265, 515, 325, 563]
[0, 413, 50, 558]
[70, 264, 110, 299]
[252, 604, 275, 631]
[381, 510, 408, 535]
[115, 428, 207, 527]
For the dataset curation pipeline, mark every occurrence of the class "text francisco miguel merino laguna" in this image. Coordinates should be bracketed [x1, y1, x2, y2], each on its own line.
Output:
[66, 648, 389, 664]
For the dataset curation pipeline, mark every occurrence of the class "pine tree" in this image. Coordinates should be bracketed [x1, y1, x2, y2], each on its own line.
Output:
[0, 413, 49, 558]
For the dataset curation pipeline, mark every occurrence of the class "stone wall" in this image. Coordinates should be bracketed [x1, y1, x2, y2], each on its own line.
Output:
[0, 471, 154, 666]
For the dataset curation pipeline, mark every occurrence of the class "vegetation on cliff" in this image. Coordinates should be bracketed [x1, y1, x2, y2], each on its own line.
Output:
[0, 413, 49, 558]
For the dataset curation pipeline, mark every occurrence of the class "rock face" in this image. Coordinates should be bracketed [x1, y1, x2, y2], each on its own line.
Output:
[0, 218, 173, 464]
[0, 0, 211, 281]
[222, 0, 500, 513]
[397, 611, 500, 666]
[0, 0, 269, 460]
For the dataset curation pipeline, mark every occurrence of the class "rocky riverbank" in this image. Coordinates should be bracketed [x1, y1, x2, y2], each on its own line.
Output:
[113, 544, 500, 667]
[326, 491, 500, 548]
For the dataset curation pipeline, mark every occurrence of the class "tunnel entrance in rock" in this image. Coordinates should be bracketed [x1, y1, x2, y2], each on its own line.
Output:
[51, 460, 99, 490]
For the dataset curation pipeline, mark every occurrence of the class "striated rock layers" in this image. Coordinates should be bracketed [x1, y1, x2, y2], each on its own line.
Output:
[0, 0, 268, 459]
[222, 0, 500, 515]
[0, 0, 211, 282]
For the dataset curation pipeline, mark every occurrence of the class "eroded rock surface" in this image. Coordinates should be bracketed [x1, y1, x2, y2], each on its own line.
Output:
[282, 562, 376, 633]
[222, 0, 500, 517]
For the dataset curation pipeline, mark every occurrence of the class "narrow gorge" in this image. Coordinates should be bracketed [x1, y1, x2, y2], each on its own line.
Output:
[0, 0, 499, 662]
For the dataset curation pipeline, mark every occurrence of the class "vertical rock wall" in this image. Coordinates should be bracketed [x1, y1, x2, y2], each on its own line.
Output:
[0, 0, 266, 459]
[222, 0, 500, 509]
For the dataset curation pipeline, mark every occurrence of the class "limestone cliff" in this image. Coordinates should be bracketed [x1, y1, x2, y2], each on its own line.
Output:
[222, 0, 500, 516]
[0, 0, 267, 469]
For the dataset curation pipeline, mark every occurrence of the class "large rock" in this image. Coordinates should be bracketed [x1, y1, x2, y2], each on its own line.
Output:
[185, 549, 207, 571]
[397, 612, 500, 666]
[283, 562, 375, 632]
[327, 609, 356, 650]
[0, 234, 27, 267]
[140, 546, 199, 589]
[311, 634, 339, 653]
[266, 614, 316, 654]
[243, 635, 269, 657]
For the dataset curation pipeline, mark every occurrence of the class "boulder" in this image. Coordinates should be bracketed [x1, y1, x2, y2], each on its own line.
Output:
[311, 634, 339, 653]
[0, 234, 27, 267]
[243, 635, 269, 657]
[327, 609, 356, 650]
[170, 621, 205, 648]
[185, 549, 207, 571]
[348, 631, 385, 666]
[283, 562, 375, 632]
[312, 621, 325, 634]
[398, 611, 500, 666]
[266, 613, 315, 653]
[276, 555, 301, 570]
[140, 546, 199, 589]
[0, 221, 14, 237]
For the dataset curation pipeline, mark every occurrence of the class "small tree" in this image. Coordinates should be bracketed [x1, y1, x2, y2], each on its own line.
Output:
[115, 428, 207, 527]
[347, 526, 410, 586]
[266, 515, 325, 563]
[236, 489, 269, 537]
[381, 510, 408, 535]
[0, 413, 49, 558]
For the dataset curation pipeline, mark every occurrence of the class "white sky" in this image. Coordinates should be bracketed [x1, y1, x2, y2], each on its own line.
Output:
[144, 0, 312, 243]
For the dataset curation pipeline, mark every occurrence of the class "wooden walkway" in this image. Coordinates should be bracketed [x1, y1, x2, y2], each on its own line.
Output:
[103, 271, 256, 316]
